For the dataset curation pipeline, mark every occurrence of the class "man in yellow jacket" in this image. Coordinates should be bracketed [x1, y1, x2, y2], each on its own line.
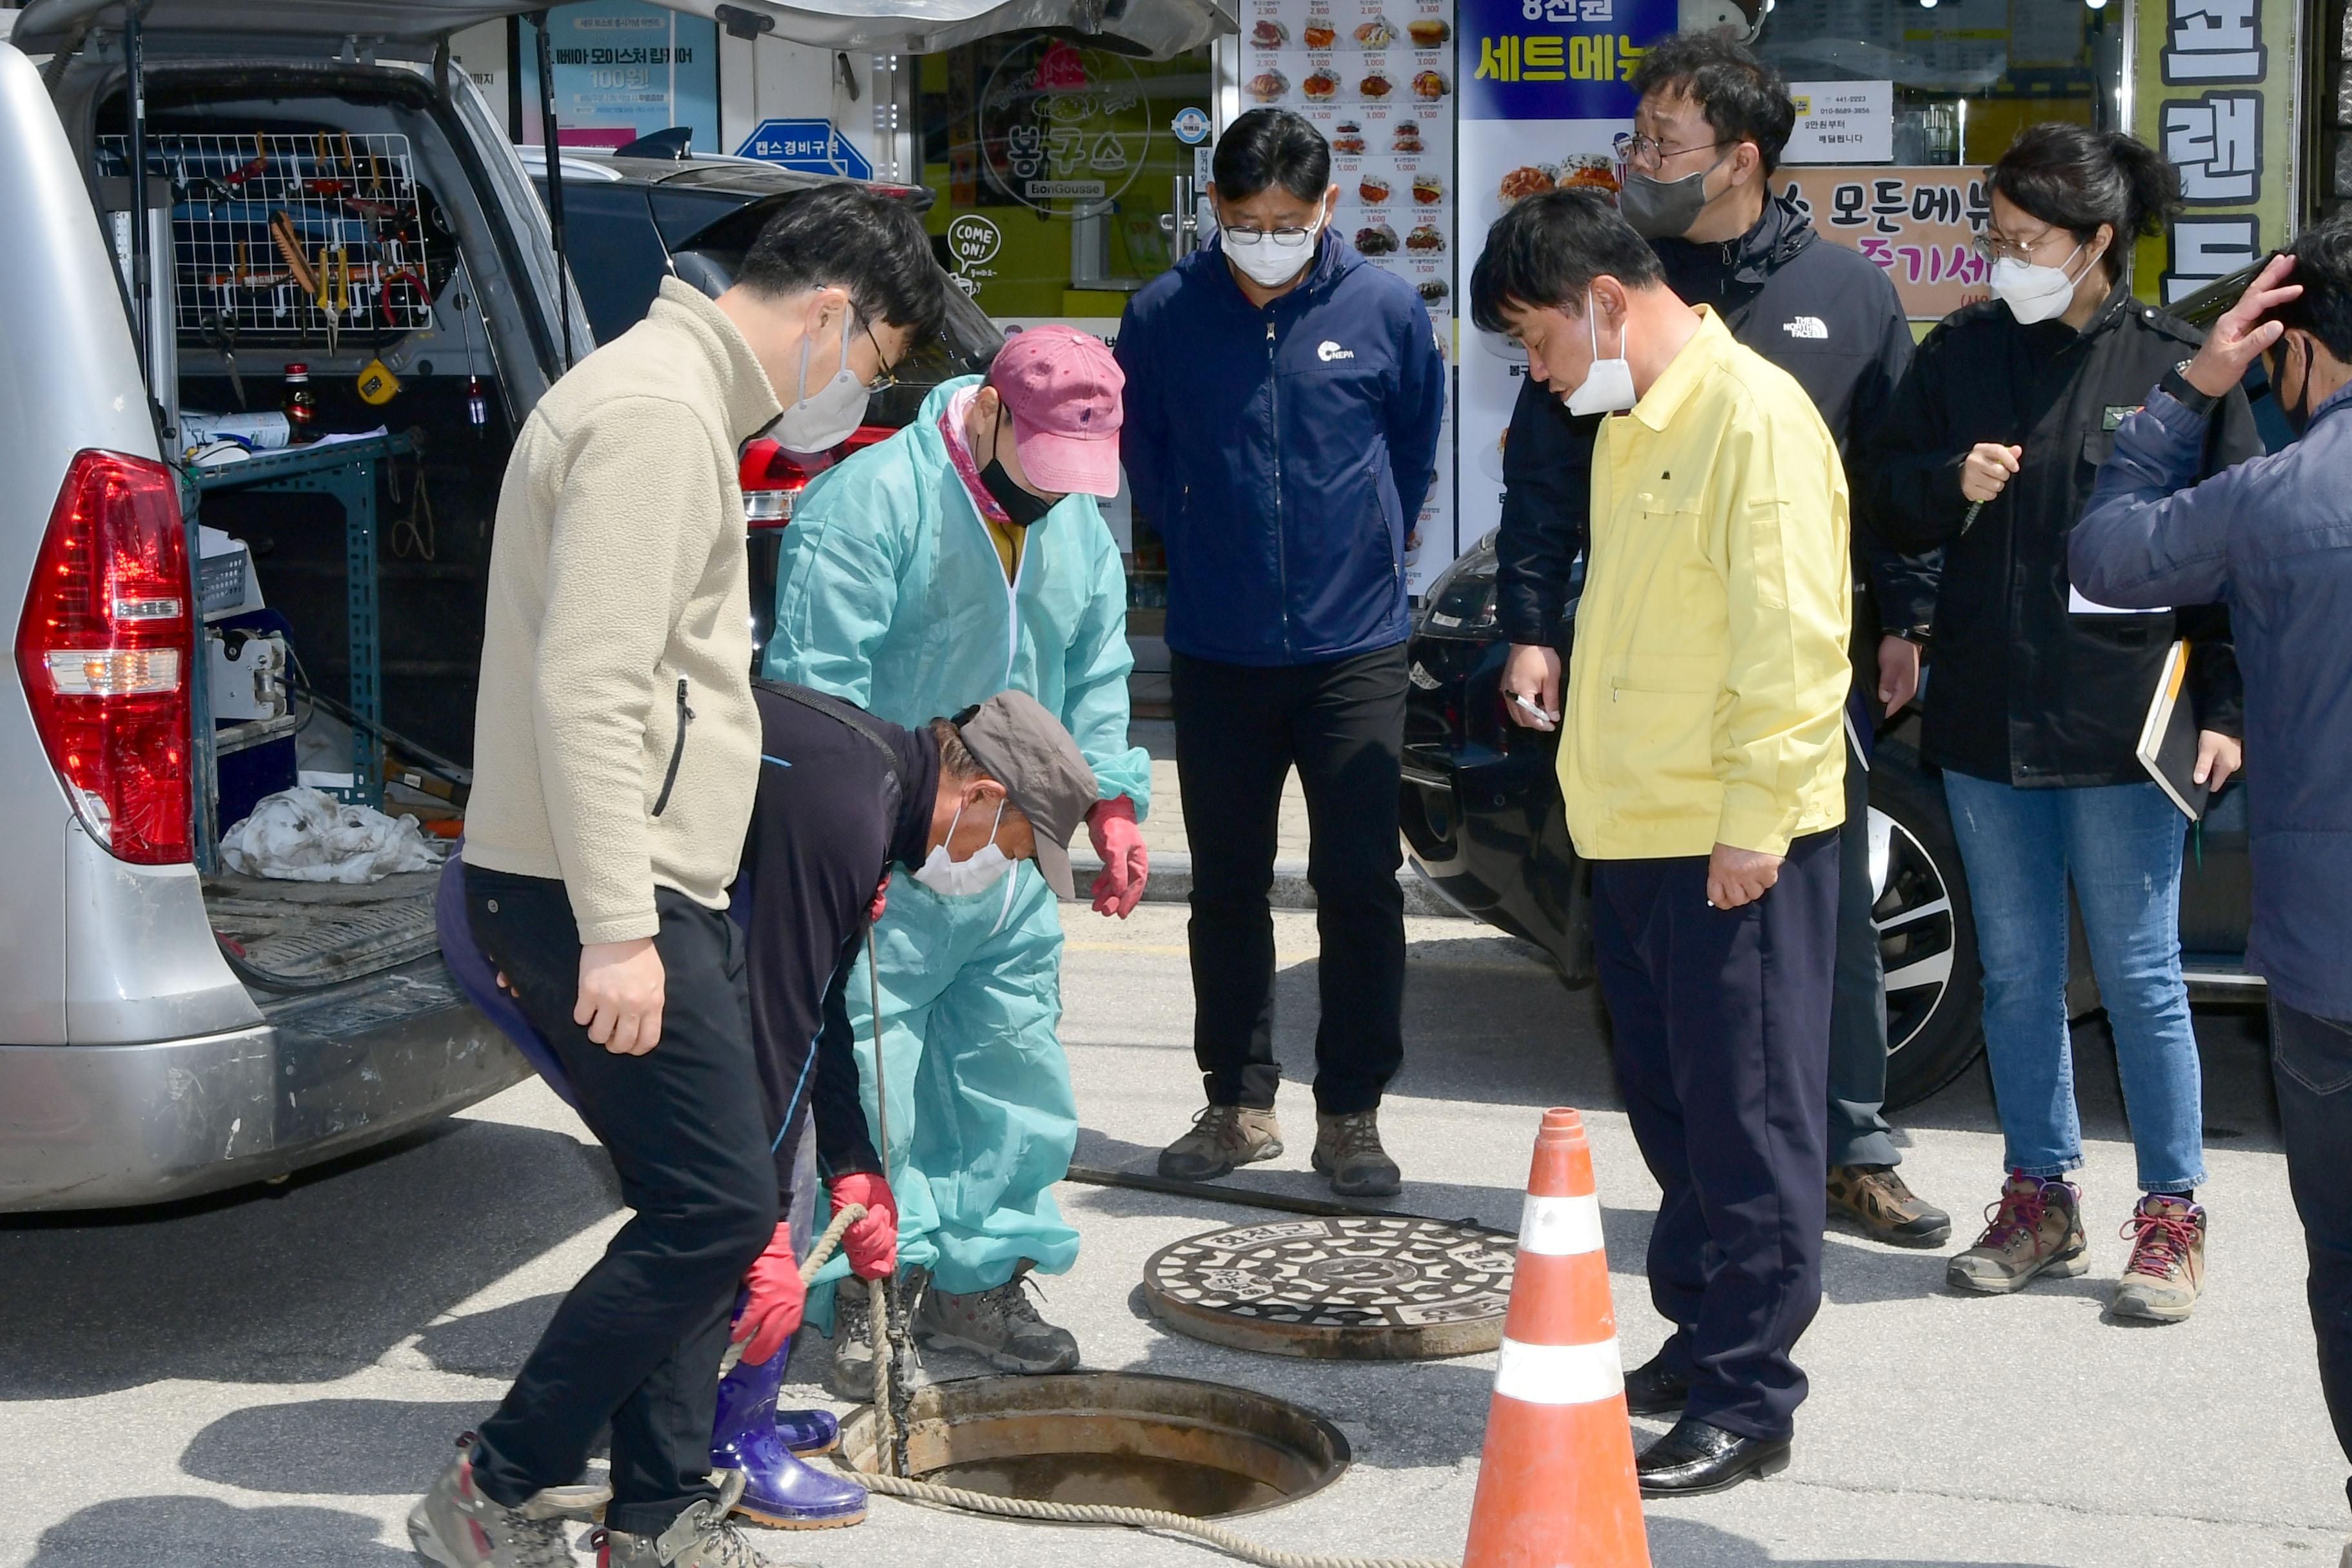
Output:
[1471, 190, 1850, 1500]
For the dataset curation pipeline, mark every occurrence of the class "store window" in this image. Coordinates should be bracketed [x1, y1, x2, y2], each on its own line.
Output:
[915, 36, 1215, 607]
[1747, 1, 2129, 318]
[917, 37, 1213, 320]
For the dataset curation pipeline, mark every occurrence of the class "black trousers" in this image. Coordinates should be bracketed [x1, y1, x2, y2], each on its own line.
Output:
[2271, 997, 2352, 1514]
[463, 867, 778, 1538]
[1592, 830, 1839, 1442]
[1170, 643, 1407, 1116]
[1827, 727, 1900, 1167]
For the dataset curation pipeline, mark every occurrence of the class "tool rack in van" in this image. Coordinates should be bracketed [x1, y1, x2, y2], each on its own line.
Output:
[184, 431, 412, 867]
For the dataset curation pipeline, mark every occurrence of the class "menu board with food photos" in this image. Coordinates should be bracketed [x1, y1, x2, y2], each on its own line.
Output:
[1453, 0, 1677, 567]
[1243, 0, 1459, 591]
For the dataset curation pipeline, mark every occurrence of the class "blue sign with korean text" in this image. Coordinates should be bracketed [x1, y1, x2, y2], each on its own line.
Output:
[1456, 0, 1678, 122]
[736, 119, 874, 180]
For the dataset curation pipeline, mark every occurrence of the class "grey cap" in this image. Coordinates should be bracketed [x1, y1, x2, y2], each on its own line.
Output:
[955, 691, 1098, 899]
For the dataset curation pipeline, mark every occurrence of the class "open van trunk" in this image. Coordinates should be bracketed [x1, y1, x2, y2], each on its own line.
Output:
[66, 55, 569, 995]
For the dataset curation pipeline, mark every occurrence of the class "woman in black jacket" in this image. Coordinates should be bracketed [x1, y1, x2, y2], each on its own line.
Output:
[1863, 125, 2259, 1322]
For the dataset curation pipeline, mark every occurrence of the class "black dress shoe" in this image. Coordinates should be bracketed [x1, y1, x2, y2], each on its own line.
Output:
[1635, 1415, 1792, 1497]
[1622, 1353, 1692, 1416]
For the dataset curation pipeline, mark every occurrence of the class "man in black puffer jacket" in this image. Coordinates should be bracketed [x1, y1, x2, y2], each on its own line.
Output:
[1494, 32, 1953, 1264]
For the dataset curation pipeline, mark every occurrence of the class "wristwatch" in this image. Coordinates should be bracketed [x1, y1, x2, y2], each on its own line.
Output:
[1894, 625, 1933, 646]
[2160, 360, 2220, 418]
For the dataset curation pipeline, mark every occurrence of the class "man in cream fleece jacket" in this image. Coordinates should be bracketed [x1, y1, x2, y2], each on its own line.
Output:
[411, 186, 944, 1568]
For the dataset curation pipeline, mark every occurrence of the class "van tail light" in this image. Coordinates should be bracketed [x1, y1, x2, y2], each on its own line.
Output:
[14, 450, 193, 865]
[739, 424, 897, 529]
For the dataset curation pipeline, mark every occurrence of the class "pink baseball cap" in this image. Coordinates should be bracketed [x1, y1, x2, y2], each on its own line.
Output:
[990, 324, 1124, 498]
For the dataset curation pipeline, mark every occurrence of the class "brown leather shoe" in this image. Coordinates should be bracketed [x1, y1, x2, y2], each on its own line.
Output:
[1157, 1103, 1282, 1181]
[1828, 1164, 1953, 1247]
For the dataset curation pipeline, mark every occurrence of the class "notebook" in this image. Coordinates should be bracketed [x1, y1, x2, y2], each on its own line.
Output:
[2137, 640, 2208, 821]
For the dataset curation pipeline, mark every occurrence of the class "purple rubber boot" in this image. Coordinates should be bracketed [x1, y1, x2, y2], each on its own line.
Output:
[775, 1406, 839, 1457]
[712, 1345, 868, 1529]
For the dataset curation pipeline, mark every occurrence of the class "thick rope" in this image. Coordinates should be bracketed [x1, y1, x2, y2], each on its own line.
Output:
[859, 1472, 1455, 1568]
[716, 1200, 866, 1385]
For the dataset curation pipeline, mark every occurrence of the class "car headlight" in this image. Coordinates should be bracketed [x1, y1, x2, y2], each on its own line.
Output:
[1416, 555, 1498, 639]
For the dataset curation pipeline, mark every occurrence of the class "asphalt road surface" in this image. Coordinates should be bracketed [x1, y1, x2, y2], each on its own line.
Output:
[3, 906, 2342, 1567]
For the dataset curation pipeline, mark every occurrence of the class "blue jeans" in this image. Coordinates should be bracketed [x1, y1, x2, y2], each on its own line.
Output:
[1941, 774, 2205, 1194]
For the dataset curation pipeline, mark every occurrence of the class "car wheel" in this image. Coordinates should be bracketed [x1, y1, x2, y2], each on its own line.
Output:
[1870, 758, 1986, 1111]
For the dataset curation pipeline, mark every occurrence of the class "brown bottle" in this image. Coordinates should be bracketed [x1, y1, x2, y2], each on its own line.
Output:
[282, 362, 320, 445]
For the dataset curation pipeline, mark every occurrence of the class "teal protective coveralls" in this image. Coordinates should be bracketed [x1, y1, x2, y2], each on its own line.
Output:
[765, 376, 1148, 1304]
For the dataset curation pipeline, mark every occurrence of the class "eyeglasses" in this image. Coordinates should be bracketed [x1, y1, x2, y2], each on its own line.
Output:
[1970, 230, 2060, 266]
[1222, 223, 1320, 246]
[1612, 132, 1727, 169]
[863, 320, 899, 392]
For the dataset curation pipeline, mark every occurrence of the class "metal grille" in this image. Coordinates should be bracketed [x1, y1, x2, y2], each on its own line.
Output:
[95, 133, 433, 342]
[1141, 1216, 1516, 1359]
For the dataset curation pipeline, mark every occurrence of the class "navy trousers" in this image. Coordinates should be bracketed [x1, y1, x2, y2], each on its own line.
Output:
[1592, 830, 1839, 1442]
[2271, 998, 2352, 1514]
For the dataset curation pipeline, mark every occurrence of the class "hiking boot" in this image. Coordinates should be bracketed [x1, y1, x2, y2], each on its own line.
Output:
[2112, 1194, 2208, 1323]
[1946, 1173, 2087, 1294]
[829, 1288, 876, 1402]
[1827, 1164, 1953, 1248]
[1313, 1109, 1402, 1197]
[916, 1271, 1080, 1373]
[1158, 1103, 1283, 1181]
[406, 1436, 579, 1568]
[594, 1472, 807, 1567]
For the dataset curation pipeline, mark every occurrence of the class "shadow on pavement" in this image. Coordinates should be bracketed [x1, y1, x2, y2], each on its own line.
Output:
[23, 1496, 415, 1566]
[413, 1292, 568, 1379]
[1644, 1518, 2061, 1568]
[180, 1398, 486, 1496]
[1067, 1129, 1649, 1248]
[0, 1119, 620, 1399]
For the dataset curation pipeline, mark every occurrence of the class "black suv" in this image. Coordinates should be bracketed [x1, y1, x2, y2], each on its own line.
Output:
[1400, 270, 2274, 1111]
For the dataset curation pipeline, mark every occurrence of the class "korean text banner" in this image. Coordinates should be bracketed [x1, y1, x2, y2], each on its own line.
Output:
[1457, 0, 1671, 122]
[2132, 0, 2300, 305]
[1778, 167, 1993, 322]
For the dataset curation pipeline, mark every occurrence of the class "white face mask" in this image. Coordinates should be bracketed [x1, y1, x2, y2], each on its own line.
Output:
[1223, 203, 1327, 289]
[1989, 241, 2091, 326]
[1563, 292, 1637, 416]
[913, 798, 1015, 898]
[771, 308, 872, 452]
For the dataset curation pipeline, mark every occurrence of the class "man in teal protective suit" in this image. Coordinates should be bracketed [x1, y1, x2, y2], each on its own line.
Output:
[764, 324, 1148, 1389]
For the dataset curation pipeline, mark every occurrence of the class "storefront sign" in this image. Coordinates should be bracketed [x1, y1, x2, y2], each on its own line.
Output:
[978, 37, 1153, 219]
[736, 118, 874, 179]
[523, 1, 719, 153]
[945, 214, 1003, 286]
[1778, 167, 1992, 321]
[1785, 81, 1890, 165]
[1248, 0, 1462, 592]
[2134, 0, 2299, 304]
[1453, 0, 1674, 571]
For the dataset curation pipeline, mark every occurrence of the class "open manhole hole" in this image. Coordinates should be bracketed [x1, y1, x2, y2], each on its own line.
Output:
[836, 1372, 1349, 1518]
[1142, 1215, 1516, 1358]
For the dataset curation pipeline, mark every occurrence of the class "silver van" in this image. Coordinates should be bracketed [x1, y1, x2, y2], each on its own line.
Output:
[0, 0, 1222, 1213]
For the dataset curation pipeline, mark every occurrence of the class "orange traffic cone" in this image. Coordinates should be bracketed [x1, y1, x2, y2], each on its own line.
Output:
[1462, 1106, 1649, 1568]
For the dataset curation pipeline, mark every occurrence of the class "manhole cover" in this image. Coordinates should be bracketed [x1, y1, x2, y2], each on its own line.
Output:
[1141, 1216, 1516, 1360]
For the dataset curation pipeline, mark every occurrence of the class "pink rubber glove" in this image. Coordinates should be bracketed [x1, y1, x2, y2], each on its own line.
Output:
[828, 1171, 899, 1280]
[730, 1222, 805, 1366]
[1087, 797, 1147, 919]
